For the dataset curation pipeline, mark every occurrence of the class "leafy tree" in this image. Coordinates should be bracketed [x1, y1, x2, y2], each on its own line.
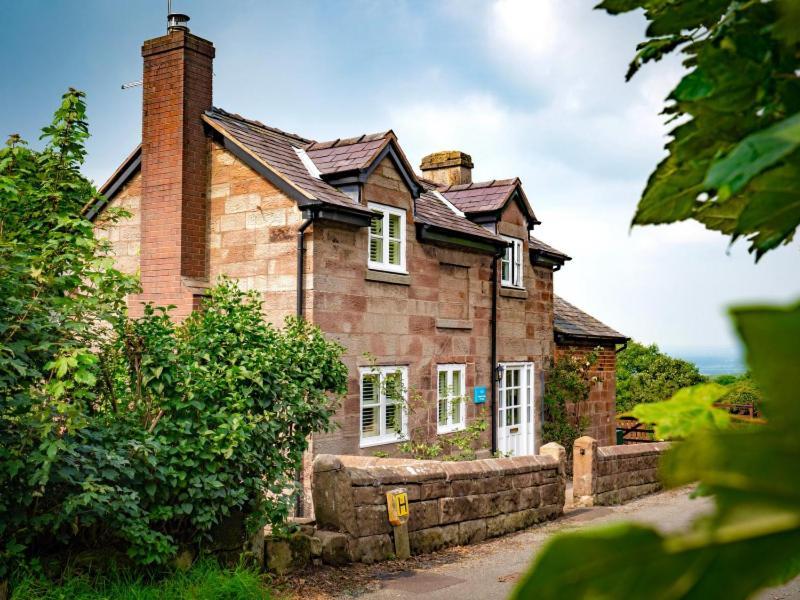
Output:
[1, 89, 138, 577]
[616, 341, 705, 412]
[601, 0, 800, 259]
[0, 92, 347, 577]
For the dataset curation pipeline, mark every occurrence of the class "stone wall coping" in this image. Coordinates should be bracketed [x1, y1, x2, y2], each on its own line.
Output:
[313, 453, 561, 485]
[348, 463, 447, 486]
[313, 454, 419, 474]
[597, 442, 671, 458]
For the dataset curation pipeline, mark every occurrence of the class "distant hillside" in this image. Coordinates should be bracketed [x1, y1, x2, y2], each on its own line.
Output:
[667, 351, 745, 376]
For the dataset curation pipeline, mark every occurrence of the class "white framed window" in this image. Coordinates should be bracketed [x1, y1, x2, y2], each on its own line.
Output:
[500, 236, 523, 288]
[359, 365, 408, 447]
[368, 202, 406, 273]
[437, 364, 466, 434]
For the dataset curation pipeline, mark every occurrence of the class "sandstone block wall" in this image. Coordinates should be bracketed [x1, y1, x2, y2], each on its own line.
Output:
[94, 173, 142, 277]
[312, 446, 566, 563]
[311, 155, 555, 457]
[573, 436, 670, 506]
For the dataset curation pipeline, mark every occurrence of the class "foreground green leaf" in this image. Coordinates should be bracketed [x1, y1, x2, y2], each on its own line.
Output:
[602, 0, 800, 259]
[629, 383, 731, 440]
[704, 113, 800, 198]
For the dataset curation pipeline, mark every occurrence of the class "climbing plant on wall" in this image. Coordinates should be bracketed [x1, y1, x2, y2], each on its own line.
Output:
[542, 349, 599, 459]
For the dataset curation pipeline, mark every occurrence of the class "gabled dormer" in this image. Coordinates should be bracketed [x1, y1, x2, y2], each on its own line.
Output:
[305, 131, 423, 204]
[420, 151, 539, 230]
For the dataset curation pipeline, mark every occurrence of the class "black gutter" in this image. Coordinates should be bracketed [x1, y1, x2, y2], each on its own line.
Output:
[417, 223, 505, 255]
[490, 251, 500, 455]
[296, 210, 317, 319]
[554, 332, 630, 346]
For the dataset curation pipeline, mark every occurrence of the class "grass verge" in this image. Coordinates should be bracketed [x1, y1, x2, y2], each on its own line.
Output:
[10, 559, 270, 600]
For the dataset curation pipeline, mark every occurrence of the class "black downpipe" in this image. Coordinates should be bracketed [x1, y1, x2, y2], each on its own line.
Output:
[296, 211, 316, 319]
[490, 252, 500, 455]
[294, 211, 315, 518]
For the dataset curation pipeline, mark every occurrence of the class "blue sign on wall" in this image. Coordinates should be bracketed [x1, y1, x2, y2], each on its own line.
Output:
[473, 386, 487, 404]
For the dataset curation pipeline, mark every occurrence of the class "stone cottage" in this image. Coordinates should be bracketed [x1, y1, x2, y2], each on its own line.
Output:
[90, 16, 627, 480]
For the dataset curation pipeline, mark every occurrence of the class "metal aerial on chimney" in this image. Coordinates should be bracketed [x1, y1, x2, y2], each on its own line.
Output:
[121, 1, 190, 90]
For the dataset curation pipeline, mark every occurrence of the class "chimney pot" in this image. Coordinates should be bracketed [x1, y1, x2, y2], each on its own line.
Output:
[419, 150, 473, 187]
[167, 13, 190, 32]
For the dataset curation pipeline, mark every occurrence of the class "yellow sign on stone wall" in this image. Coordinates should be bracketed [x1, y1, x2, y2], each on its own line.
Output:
[385, 488, 409, 526]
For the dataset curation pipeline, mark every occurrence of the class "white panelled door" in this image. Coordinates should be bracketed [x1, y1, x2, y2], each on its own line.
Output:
[497, 363, 534, 456]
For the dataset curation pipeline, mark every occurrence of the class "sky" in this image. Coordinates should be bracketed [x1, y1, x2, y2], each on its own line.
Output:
[1, 0, 798, 358]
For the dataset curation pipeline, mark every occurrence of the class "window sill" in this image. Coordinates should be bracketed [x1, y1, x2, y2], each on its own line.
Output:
[359, 434, 408, 449]
[365, 269, 411, 286]
[436, 318, 472, 330]
[437, 425, 466, 436]
[499, 286, 527, 299]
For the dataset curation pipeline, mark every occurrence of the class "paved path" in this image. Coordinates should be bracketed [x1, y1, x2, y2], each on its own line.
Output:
[339, 488, 799, 599]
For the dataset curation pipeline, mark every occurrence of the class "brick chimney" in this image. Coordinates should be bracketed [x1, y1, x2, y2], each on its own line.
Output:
[419, 151, 473, 187]
[136, 14, 214, 319]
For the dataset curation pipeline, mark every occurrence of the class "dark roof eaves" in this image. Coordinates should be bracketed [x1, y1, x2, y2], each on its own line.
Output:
[415, 222, 506, 255]
[554, 331, 629, 345]
[87, 145, 142, 221]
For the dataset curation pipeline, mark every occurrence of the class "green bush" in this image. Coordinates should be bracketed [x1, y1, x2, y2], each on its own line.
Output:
[0, 91, 347, 576]
[714, 372, 762, 413]
[616, 342, 705, 412]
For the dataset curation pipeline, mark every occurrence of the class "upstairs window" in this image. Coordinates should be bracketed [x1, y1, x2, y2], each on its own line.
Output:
[500, 236, 523, 288]
[360, 365, 408, 447]
[437, 364, 466, 434]
[368, 203, 406, 273]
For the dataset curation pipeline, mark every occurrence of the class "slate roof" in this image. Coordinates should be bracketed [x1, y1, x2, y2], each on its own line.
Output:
[415, 183, 505, 244]
[205, 110, 501, 246]
[94, 108, 515, 248]
[305, 132, 392, 175]
[440, 178, 539, 225]
[441, 179, 519, 213]
[553, 296, 628, 343]
[529, 236, 571, 261]
[204, 108, 371, 213]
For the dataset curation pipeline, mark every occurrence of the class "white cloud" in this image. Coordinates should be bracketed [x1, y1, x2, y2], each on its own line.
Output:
[384, 0, 800, 352]
[489, 0, 559, 61]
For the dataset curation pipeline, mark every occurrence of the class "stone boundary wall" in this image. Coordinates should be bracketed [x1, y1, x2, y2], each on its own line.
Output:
[312, 444, 566, 563]
[573, 436, 671, 506]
